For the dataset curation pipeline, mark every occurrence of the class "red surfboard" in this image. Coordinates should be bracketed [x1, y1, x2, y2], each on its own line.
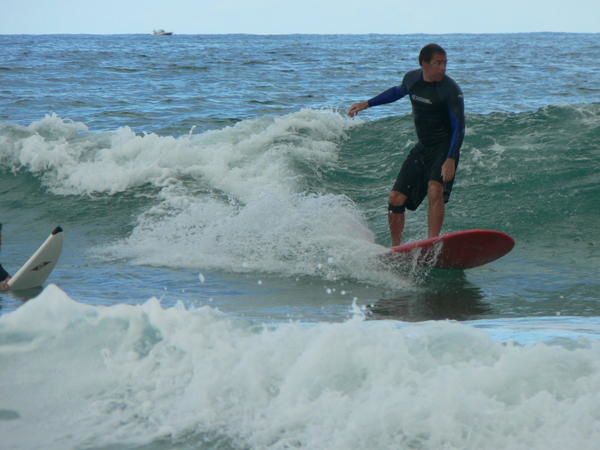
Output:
[389, 229, 515, 269]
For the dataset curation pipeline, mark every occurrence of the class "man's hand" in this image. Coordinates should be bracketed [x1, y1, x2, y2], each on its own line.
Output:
[442, 158, 456, 183]
[0, 278, 10, 291]
[348, 101, 369, 117]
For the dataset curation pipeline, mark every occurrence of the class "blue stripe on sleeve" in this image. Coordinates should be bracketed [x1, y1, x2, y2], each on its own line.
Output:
[367, 85, 408, 107]
[447, 106, 464, 159]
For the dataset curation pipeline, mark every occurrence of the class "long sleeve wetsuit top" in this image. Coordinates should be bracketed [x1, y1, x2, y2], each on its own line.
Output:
[367, 69, 465, 159]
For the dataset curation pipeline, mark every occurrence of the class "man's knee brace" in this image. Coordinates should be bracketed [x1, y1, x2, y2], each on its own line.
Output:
[388, 203, 406, 214]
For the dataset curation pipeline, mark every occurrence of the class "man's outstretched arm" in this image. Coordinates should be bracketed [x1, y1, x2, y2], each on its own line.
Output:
[348, 85, 408, 117]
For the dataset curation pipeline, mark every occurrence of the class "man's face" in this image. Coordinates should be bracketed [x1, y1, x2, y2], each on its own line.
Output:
[422, 52, 447, 82]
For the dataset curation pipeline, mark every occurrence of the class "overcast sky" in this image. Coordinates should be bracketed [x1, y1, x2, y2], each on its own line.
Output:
[1, 0, 599, 34]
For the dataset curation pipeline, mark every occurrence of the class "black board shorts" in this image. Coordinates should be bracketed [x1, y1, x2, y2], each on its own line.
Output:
[392, 141, 458, 211]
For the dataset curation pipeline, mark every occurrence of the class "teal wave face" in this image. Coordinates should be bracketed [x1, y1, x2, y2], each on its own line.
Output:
[330, 104, 600, 246]
[464, 104, 600, 233]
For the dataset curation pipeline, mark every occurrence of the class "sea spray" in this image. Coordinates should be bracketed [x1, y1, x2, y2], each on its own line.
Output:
[2, 286, 600, 450]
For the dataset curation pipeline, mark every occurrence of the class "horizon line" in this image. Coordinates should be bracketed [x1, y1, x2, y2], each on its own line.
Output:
[1, 31, 599, 36]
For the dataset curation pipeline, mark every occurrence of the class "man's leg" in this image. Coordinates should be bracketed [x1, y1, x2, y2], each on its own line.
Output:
[427, 181, 445, 238]
[389, 190, 408, 246]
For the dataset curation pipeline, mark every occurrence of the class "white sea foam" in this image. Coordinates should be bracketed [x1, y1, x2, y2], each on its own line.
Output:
[1, 111, 400, 284]
[102, 188, 387, 281]
[1, 286, 600, 450]
[0, 110, 347, 197]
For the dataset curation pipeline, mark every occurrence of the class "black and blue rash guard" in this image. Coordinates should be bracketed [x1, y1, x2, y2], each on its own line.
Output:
[367, 69, 465, 159]
[0, 264, 9, 281]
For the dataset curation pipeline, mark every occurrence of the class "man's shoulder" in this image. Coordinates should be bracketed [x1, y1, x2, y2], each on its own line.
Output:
[402, 69, 423, 90]
[440, 75, 463, 96]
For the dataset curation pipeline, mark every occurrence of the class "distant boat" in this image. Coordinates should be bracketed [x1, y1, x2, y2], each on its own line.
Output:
[153, 29, 173, 36]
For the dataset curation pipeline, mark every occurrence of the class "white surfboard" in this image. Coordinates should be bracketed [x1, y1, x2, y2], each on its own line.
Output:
[7, 226, 64, 290]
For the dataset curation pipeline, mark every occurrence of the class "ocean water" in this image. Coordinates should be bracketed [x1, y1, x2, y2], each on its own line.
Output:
[0, 33, 599, 449]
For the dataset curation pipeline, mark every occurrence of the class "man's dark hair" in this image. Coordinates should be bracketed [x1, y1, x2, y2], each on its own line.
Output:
[419, 43, 446, 65]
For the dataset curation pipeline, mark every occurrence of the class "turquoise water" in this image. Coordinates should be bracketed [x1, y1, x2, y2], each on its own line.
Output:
[1, 34, 599, 449]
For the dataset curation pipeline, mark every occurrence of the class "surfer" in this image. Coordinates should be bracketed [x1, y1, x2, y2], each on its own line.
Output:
[0, 224, 10, 290]
[348, 43, 465, 246]
[0, 265, 9, 290]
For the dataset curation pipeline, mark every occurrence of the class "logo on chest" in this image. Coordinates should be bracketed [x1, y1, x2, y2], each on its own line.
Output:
[411, 94, 433, 105]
